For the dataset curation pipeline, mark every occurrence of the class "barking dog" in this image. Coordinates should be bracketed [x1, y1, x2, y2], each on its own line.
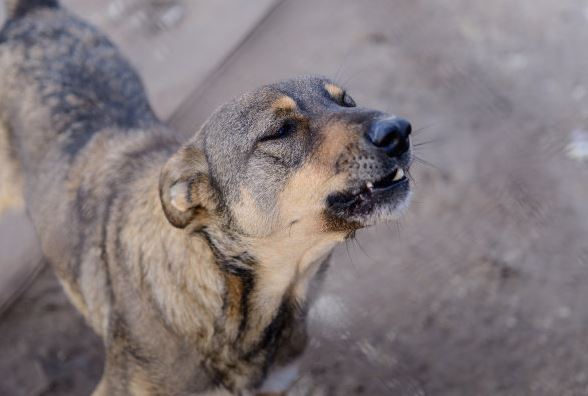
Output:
[0, 1, 412, 394]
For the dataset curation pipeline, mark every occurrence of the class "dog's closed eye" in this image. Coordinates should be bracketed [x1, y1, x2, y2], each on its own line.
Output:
[259, 119, 297, 143]
[340, 91, 356, 108]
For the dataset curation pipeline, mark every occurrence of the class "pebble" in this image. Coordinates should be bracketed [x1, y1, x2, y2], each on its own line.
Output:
[566, 129, 588, 162]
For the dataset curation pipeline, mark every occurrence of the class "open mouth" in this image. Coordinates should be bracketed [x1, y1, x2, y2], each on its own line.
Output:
[363, 168, 406, 195]
[325, 166, 410, 226]
[326, 167, 410, 216]
[348, 167, 408, 204]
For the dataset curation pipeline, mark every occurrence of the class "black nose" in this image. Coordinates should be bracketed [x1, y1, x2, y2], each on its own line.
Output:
[366, 117, 411, 156]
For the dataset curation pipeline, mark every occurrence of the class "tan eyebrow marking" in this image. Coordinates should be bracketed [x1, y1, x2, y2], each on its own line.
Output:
[325, 83, 344, 100]
[272, 96, 298, 112]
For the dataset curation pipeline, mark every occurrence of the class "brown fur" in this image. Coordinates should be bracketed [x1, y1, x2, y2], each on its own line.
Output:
[0, 1, 412, 394]
[271, 96, 298, 113]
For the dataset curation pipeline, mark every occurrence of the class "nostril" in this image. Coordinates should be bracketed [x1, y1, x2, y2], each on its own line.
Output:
[366, 122, 395, 148]
[379, 132, 399, 148]
[366, 117, 411, 156]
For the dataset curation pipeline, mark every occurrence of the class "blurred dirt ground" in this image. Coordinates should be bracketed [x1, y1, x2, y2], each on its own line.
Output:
[2, 0, 588, 395]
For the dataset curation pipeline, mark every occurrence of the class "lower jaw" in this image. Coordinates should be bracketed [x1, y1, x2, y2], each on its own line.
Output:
[354, 197, 411, 225]
[327, 180, 411, 227]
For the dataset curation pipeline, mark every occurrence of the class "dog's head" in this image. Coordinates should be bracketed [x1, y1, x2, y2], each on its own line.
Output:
[160, 76, 412, 239]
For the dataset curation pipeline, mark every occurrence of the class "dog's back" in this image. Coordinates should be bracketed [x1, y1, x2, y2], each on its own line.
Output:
[0, 0, 169, 334]
[0, 0, 156, 201]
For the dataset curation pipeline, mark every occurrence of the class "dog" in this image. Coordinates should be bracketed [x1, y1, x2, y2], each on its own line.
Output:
[0, 1, 413, 394]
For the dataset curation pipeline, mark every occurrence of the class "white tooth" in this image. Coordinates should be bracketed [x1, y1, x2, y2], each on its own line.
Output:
[393, 168, 405, 181]
[366, 181, 374, 189]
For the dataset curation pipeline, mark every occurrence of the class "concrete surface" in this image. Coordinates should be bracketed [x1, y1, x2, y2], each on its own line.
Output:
[60, 0, 279, 119]
[2, 0, 588, 395]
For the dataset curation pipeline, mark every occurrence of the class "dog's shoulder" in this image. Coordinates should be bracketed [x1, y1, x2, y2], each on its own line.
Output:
[0, 3, 157, 158]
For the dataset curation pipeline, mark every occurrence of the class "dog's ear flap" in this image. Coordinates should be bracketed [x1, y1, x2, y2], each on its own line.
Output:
[159, 144, 215, 229]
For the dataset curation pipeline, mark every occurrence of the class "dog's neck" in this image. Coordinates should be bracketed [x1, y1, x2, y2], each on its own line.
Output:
[120, 143, 342, 388]
[194, 218, 343, 347]
[199, 219, 342, 304]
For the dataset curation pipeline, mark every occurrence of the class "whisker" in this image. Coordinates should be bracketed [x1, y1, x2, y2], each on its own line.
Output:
[396, 219, 404, 234]
[412, 122, 439, 136]
[332, 47, 357, 84]
[406, 198, 425, 207]
[413, 155, 442, 172]
[413, 136, 446, 147]
[394, 217, 407, 236]
[385, 219, 403, 237]
[407, 168, 417, 186]
[352, 234, 377, 263]
[345, 239, 360, 273]
[338, 68, 364, 89]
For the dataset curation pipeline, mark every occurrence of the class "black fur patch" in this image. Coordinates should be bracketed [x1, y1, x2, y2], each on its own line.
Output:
[199, 228, 257, 338]
[9, 0, 59, 18]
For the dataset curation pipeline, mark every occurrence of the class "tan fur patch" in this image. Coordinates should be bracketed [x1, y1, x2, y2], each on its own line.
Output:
[244, 156, 349, 327]
[233, 187, 277, 236]
[278, 164, 346, 229]
[313, 121, 357, 167]
[325, 83, 344, 101]
[271, 96, 297, 113]
[58, 278, 90, 319]
[242, 117, 359, 312]
[129, 367, 158, 396]
[224, 273, 244, 324]
[233, 118, 354, 239]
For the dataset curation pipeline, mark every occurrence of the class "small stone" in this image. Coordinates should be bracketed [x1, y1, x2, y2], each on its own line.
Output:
[566, 129, 588, 162]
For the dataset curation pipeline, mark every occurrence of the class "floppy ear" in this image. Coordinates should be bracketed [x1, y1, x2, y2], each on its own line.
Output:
[159, 144, 216, 229]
